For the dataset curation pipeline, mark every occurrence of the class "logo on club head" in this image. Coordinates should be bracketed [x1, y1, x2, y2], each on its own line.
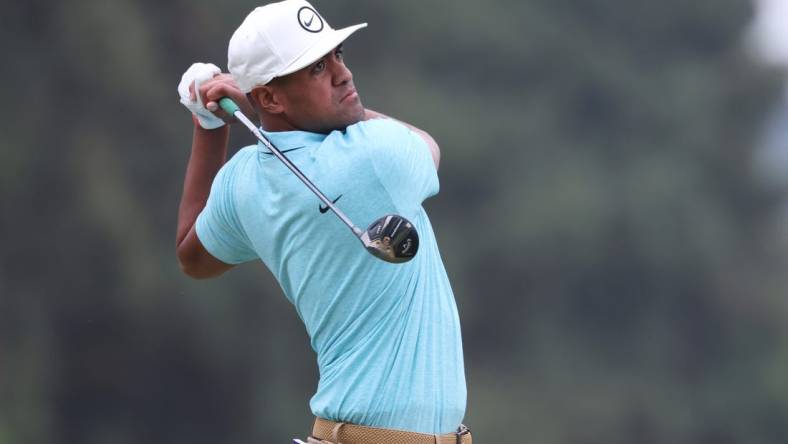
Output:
[297, 6, 324, 33]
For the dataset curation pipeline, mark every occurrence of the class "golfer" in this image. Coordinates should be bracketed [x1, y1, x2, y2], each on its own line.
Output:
[175, 1, 470, 442]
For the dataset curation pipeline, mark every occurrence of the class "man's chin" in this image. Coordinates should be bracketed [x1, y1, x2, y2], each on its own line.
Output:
[347, 101, 365, 121]
[312, 104, 365, 133]
[335, 107, 366, 131]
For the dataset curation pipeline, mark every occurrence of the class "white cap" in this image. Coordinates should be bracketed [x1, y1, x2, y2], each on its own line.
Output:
[748, 0, 788, 69]
[228, 0, 367, 92]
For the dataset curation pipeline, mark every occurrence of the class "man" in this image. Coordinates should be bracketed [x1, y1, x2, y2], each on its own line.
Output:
[175, 1, 470, 442]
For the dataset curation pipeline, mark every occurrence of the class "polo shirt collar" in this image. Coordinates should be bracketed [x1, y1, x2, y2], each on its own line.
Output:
[257, 127, 328, 154]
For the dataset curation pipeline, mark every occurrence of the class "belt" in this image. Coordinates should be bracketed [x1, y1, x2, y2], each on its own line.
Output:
[311, 417, 472, 444]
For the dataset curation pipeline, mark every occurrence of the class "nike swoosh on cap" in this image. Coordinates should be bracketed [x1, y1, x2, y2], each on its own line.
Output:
[319, 195, 343, 214]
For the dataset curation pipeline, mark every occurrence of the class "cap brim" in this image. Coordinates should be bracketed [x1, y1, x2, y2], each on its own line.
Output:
[275, 23, 367, 80]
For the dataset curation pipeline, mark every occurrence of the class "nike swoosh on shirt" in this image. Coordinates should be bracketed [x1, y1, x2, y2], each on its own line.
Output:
[319, 195, 343, 214]
[304, 14, 314, 27]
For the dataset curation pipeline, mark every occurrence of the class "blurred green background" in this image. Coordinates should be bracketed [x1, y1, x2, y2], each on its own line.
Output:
[3, 0, 788, 443]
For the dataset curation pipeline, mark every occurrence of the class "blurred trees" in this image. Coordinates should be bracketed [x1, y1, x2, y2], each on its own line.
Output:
[2, 0, 787, 443]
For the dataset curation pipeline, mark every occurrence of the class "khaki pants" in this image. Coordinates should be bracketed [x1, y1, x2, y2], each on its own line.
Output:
[304, 437, 472, 444]
[300, 418, 472, 444]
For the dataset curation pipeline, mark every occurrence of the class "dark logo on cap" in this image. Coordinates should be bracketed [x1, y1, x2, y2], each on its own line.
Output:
[297, 6, 324, 33]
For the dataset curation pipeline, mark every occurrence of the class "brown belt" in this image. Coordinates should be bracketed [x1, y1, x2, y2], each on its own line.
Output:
[311, 417, 472, 444]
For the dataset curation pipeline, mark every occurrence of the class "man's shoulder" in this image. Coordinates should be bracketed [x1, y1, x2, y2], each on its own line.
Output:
[221, 145, 258, 171]
[230, 144, 259, 160]
[212, 145, 258, 189]
[346, 118, 410, 142]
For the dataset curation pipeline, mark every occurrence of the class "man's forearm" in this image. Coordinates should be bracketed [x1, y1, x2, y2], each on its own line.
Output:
[176, 121, 230, 247]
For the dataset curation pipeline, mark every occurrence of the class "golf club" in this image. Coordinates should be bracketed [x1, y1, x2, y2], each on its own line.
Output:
[218, 97, 419, 263]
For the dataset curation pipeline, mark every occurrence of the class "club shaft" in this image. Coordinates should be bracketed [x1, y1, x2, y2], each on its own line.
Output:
[232, 110, 364, 237]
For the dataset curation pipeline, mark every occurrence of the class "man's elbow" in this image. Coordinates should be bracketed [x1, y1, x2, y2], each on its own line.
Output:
[416, 130, 440, 170]
[177, 253, 205, 279]
[178, 259, 211, 279]
[176, 246, 223, 280]
[427, 137, 440, 171]
[431, 141, 441, 170]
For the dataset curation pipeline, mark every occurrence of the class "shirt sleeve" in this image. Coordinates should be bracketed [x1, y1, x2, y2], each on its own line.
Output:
[195, 161, 257, 265]
[364, 119, 439, 208]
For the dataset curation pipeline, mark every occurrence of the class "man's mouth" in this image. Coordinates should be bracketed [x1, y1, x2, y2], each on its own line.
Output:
[340, 88, 358, 103]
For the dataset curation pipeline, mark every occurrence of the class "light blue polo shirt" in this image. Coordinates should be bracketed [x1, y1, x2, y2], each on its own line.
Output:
[195, 118, 466, 434]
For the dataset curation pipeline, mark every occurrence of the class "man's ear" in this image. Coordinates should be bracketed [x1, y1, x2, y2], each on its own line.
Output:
[250, 85, 284, 114]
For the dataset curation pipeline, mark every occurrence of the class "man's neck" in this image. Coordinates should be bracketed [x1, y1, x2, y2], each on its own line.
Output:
[259, 116, 299, 133]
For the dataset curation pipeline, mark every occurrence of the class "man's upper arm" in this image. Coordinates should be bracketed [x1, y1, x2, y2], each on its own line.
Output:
[180, 156, 258, 278]
[364, 120, 440, 207]
[362, 110, 439, 170]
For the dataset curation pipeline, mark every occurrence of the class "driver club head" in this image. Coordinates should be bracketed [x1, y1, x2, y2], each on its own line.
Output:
[359, 214, 419, 263]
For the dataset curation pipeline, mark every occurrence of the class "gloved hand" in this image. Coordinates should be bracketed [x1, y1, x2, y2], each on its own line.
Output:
[178, 63, 226, 130]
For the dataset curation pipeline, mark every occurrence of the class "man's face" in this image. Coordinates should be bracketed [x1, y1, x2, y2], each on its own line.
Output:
[271, 45, 365, 133]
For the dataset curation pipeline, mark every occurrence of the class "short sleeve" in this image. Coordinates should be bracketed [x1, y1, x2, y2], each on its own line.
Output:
[195, 162, 257, 265]
[363, 120, 439, 207]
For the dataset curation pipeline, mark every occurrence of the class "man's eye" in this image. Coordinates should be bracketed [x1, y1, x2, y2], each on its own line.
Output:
[314, 60, 326, 72]
[335, 49, 344, 61]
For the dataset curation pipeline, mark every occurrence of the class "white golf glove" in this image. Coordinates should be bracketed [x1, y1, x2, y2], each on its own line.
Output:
[178, 62, 225, 130]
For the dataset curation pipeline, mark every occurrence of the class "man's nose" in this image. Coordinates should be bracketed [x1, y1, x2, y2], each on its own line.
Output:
[331, 59, 353, 86]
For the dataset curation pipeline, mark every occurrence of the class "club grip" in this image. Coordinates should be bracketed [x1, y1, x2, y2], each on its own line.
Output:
[219, 97, 240, 116]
